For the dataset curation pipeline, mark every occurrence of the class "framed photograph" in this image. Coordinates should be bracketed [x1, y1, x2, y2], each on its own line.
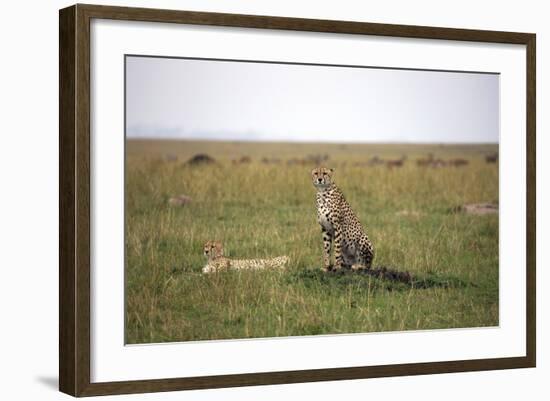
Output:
[59, 4, 536, 397]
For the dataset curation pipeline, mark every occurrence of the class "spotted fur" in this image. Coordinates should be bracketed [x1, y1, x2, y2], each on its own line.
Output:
[311, 167, 374, 271]
[202, 241, 290, 273]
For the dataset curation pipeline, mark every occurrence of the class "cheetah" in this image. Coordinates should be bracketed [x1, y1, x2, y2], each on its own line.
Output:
[311, 167, 374, 271]
[202, 241, 290, 273]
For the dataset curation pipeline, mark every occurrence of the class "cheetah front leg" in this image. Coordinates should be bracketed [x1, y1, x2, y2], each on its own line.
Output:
[333, 223, 344, 270]
[321, 227, 333, 271]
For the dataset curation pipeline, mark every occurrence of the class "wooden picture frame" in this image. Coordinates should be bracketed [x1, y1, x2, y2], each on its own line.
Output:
[59, 3, 536, 397]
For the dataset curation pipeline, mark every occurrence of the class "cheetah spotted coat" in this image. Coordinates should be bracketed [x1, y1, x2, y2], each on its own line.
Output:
[202, 241, 289, 273]
[311, 167, 374, 271]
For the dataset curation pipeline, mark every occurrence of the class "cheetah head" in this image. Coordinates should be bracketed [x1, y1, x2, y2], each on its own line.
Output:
[311, 167, 334, 189]
[203, 240, 224, 260]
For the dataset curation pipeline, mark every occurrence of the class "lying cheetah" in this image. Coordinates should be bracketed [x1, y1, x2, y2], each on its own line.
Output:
[202, 241, 290, 273]
[311, 167, 374, 271]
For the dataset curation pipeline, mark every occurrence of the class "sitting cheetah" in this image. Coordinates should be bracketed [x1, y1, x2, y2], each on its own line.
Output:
[311, 167, 374, 271]
[202, 241, 290, 273]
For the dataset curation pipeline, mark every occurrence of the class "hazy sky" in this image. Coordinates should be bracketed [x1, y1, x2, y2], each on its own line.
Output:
[126, 56, 499, 143]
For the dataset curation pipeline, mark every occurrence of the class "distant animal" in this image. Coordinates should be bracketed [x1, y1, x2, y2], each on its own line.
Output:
[367, 156, 384, 166]
[305, 153, 330, 165]
[261, 157, 281, 164]
[232, 156, 252, 165]
[168, 194, 192, 206]
[448, 158, 469, 167]
[311, 167, 374, 271]
[185, 153, 216, 166]
[416, 154, 434, 167]
[385, 155, 407, 168]
[485, 153, 498, 163]
[202, 241, 289, 273]
[430, 159, 447, 168]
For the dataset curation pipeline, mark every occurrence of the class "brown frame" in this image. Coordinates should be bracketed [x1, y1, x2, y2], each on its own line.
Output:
[59, 3, 536, 397]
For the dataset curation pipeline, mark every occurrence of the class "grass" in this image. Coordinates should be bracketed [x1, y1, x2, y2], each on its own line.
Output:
[125, 139, 499, 344]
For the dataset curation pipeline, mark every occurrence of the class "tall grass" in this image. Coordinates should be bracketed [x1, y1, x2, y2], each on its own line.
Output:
[125, 140, 498, 343]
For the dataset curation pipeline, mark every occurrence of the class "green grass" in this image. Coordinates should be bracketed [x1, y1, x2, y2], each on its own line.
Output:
[125, 140, 499, 344]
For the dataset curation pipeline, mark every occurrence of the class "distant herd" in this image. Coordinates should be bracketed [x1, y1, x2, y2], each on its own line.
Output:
[180, 152, 498, 168]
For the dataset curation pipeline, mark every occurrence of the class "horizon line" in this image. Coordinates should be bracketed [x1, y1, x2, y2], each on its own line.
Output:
[126, 137, 499, 146]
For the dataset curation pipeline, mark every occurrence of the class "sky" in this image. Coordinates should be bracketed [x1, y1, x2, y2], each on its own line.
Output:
[125, 56, 499, 144]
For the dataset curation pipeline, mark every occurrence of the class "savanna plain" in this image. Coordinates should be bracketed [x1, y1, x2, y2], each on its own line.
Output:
[125, 140, 499, 344]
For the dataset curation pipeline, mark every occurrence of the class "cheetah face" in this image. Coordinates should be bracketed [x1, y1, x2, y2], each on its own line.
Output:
[311, 167, 334, 189]
[203, 240, 224, 259]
